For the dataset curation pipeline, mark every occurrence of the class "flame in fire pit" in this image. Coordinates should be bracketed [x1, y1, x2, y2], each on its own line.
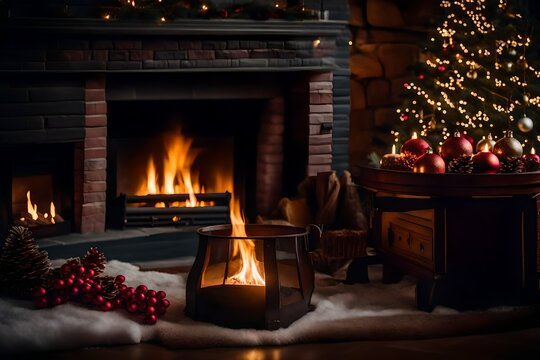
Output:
[20, 190, 62, 226]
[136, 129, 209, 207]
[226, 198, 266, 286]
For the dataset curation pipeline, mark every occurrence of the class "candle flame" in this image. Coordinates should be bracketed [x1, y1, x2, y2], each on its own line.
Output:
[531, 147, 536, 155]
[482, 143, 489, 152]
[412, 132, 418, 139]
[391, 144, 396, 154]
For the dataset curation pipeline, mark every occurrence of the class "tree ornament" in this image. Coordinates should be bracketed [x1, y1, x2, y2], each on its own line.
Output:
[0, 226, 52, 298]
[466, 69, 478, 79]
[476, 133, 496, 152]
[447, 155, 474, 174]
[517, 115, 533, 132]
[508, 48, 517, 56]
[413, 148, 446, 173]
[472, 148, 500, 174]
[493, 130, 523, 159]
[440, 131, 473, 162]
[462, 133, 475, 148]
[400, 132, 430, 157]
[499, 157, 524, 173]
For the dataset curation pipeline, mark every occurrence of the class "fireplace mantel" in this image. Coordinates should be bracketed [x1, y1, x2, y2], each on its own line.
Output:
[1, 18, 347, 37]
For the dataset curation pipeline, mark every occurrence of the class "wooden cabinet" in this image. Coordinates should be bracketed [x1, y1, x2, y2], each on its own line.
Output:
[354, 166, 540, 311]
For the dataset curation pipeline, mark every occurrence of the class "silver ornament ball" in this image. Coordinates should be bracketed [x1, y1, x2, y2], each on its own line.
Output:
[517, 115, 533, 132]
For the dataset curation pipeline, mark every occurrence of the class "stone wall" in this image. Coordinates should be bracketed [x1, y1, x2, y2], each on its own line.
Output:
[348, 0, 437, 164]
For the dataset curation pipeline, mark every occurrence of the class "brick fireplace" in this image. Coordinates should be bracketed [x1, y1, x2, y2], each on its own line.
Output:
[0, 17, 350, 237]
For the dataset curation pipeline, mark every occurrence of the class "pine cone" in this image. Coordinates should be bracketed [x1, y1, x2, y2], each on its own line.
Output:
[82, 247, 106, 276]
[0, 226, 52, 298]
[394, 152, 418, 171]
[523, 157, 540, 172]
[94, 275, 119, 300]
[447, 155, 474, 174]
[499, 157, 524, 173]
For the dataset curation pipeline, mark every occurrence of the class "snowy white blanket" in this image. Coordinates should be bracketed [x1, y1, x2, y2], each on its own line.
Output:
[0, 260, 537, 354]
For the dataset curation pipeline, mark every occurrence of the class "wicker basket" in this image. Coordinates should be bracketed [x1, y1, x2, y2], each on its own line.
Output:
[320, 229, 368, 259]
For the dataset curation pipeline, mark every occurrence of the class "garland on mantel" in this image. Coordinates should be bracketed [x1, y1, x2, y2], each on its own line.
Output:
[111, 0, 319, 22]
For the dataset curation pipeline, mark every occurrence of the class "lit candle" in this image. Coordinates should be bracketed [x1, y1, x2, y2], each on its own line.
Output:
[472, 144, 500, 174]
[522, 147, 540, 162]
[380, 144, 402, 170]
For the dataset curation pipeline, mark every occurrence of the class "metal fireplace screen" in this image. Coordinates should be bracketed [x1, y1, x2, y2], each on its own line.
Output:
[113, 192, 230, 228]
[185, 224, 315, 330]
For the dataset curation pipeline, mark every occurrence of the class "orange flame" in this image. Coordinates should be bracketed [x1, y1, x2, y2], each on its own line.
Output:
[136, 129, 207, 207]
[25, 190, 59, 224]
[26, 191, 38, 221]
[225, 197, 265, 286]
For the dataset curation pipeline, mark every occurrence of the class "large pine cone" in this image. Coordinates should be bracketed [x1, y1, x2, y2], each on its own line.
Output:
[447, 155, 474, 174]
[94, 276, 119, 300]
[499, 157, 524, 173]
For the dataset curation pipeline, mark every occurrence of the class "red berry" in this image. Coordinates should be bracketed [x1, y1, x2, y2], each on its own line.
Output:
[118, 284, 127, 292]
[54, 279, 65, 289]
[147, 290, 156, 298]
[156, 291, 166, 300]
[115, 275, 126, 284]
[127, 302, 138, 313]
[101, 301, 113, 312]
[33, 287, 47, 298]
[160, 299, 170, 308]
[51, 296, 62, 306]
[146, 297, 157, 306]
[138, 303, 147, 312]
[136, 285, 148, 293]
[82, 283, 92, 293]
[155, 306, 166, 316]
[75, 277, 85, 288]
[61, 264, 71, 274]
[135, 292, 145, 302]
[70, 287, 80, 296]
[69, 273, 76, 280]
[114, 298, 123, 307]
[144, 314, 157, 325]
[85, 269, 95, 278]
[35, 297, 48, 309]
[92, 283, 102, 293]
[65, 278, 74, 287]
[145, 306, 155, 315]
[75, 266, 86, 275]
[93, 295, 104, 305]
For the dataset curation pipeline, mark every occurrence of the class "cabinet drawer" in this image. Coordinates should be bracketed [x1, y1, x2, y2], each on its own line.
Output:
[386, 222, 433, 266]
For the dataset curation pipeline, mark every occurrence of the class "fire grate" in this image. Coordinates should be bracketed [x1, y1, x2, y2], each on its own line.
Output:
[113, 192, 231, 228]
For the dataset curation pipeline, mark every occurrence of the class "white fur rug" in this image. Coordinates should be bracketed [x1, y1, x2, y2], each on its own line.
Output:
[0, 260, 537, 354]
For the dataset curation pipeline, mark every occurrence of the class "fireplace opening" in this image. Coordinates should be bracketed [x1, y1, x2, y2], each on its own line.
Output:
[107, 98, 267, 228]
[0, 143, 75, 238]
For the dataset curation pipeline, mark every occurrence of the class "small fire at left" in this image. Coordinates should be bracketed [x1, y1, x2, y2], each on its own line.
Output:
[14, 190, 64, 227]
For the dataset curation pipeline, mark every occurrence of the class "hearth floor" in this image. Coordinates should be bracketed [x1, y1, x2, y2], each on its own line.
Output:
[36, 227, 199, 263]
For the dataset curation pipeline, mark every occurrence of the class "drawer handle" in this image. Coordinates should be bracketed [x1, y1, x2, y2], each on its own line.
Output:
[420, 244, 425, 253]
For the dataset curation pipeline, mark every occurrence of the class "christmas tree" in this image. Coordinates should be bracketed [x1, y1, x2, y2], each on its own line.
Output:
[395, 0, 540, 151]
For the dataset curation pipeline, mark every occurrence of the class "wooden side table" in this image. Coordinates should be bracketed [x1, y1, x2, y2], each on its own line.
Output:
[353, 166, 540, 311]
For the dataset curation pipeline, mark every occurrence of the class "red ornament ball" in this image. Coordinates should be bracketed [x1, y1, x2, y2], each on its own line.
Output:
[33, 287, 47, 298]
[127, 302, 138, 313]
[101, 301, 113, 312]
[84, 269, 95, 278]
[147, 297, 158, 306]
[438, 65, 446, 71]
[93, 295, 104, 305]
[115, 275, 126, 284]
[413, 150, 446, 173]
[145, 306, 156, 315]
[147, 289, 156, 298]
[136, 285, 148, 294]
[462, 133, 475, 148]
[441, 131, 473, 162]
[156, 291, 167, 300]
[75, 266, 86, 276]
[472, 151, 500, 174]
[401, 134, 430, 157]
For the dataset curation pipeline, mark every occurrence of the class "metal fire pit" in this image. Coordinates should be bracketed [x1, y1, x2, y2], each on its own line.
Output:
[185, 224, 316, 330]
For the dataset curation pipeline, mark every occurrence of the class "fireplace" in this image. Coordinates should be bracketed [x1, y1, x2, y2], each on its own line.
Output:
[0, 17, 350, 238]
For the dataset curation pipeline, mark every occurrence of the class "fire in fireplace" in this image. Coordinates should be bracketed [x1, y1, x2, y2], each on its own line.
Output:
[185, 198, 316, 330]
[111, 127, 232, 227]
[14, 190, 64, 227]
